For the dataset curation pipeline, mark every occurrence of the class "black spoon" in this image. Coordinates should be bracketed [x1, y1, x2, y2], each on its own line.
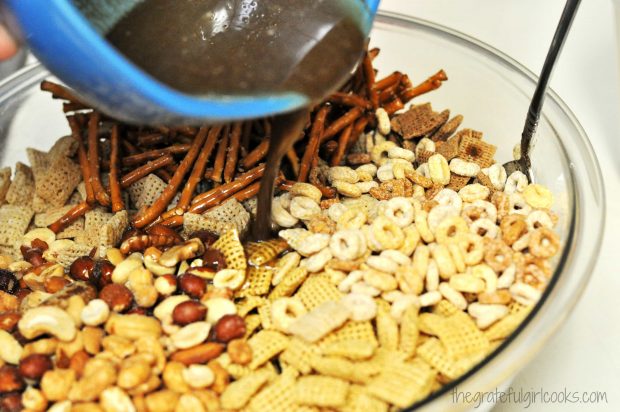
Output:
[503, 0, 581, 178]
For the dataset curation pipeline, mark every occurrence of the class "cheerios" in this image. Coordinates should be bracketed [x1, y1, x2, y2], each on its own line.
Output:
[383, 197, 415, 228]
[523, 184, 554, 209]
[330, 229, 366, 261]
[528, 227, 560, 258]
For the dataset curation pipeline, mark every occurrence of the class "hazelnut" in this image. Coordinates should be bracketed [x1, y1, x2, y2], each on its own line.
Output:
[178, 274, 206, 299]
[30, 238, 49, 251]
[187, 230, 218, 248]
[19, 354, 53, 381]
[213, 315, 246, 343]
[227, 339, 252, 365]
[92, 260, 115, 288]
[0, 393, 22, 412]
[99, 284, 133, 312]
[0, 365, 25, 393]
[44, 276, 70, 294]
[172, 301, 207, 326]
[69, 256, 95, 282]
[23, 248, 46, 267]
[202, 249, 227, 271]
[0, 313, 20, 332]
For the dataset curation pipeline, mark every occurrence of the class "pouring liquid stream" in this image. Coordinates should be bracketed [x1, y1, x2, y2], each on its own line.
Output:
[107, 0, 367, 239]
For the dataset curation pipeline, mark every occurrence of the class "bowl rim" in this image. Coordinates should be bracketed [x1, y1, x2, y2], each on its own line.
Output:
[371, 11, 605, 410]
[0, 10, 606, 411]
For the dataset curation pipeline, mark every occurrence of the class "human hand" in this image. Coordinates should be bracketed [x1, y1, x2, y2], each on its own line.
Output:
[0, 24, 18, 60]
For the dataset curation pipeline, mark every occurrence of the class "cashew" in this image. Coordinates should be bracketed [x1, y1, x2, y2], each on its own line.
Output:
[81, 299, 111, 326]
[0, 330, 23, 364]
[100, 387, 136, 412]
[19, 306, 77, 342]
[144, 250, 174, 276]
[105, 314, 162, 340]
[112, 253, 144, 284]
[182, 364, 215, 389]
[204, 298, 237, 324]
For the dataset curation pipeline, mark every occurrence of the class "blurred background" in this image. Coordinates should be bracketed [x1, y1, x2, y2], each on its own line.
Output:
[378, 1, 619, 411]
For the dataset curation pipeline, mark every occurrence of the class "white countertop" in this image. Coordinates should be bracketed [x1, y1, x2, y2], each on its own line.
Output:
[377, 0, 619, 410]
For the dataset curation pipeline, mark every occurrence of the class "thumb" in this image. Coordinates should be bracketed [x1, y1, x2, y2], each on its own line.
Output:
[0, 24, 18, 60]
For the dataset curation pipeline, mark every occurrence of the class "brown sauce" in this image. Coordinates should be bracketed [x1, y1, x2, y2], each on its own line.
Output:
[107, 0, 367, 240]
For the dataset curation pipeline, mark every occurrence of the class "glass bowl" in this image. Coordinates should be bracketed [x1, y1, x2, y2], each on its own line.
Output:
[0, 11, 605, 412]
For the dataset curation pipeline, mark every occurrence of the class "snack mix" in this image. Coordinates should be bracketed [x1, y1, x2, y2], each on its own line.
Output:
[0, 48, 560, 411]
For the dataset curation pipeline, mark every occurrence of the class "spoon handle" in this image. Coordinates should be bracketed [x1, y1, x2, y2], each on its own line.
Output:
[521, 0, 581, 169]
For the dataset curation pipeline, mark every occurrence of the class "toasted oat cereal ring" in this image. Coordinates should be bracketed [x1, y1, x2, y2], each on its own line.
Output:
[328, 166, 359, 184]
[457, 232, 484, 266]
[398, 225, 420, 257]
[383, 197, 415, 228]
[508, 193, 532, 216]
[448, 243, 466, 273]
[438, 282, 467, 310]
[500, 214, 528, 246]
[528, 227, 560, 258]
[327, 203, 348, 222]
[390, 294, 419, 322]
[380, 249, 411, 266]
[427, 204, 459, 234]
[484, 240, 513, 272]
[330, 229, 366, 261]
[340, 293, 377, 321]
[337, 270, 364, 293]
[435, 188, 463, 212]
[412, 244, 430, 278]
[415, 210, 435, 243]
[336, 208, 367, 230]
[472, 263, 498, 293]
[416, 137, 436, 156]
[392, 161, 415, 180]
[523, 184, 554, 209]
[272, 197, 299, 228]
[356, 170, 374, 182]
[511, 232, 530, 252]
[416, 162, 431, 178]
[350, 281, 381, 297]
[333, 180, 362, 198]
[272, 252, 301, 286]
[356, 163, 377, 178]
[449, 158, 480, 177]
[435, 216, 468, 245]
[321, 198, 340, 211]
[486, 163, 507, 190]
[431, 244, 457, 279]
[272, 297, 308, 333]
[492, 191, 511, 220]
[428, 153, 450, 186]
[290, 182, 323, 204]
[497, 264, 516, 289]
[458, 183, 490, 203]
[394, 265, 423, 295]
[302, 247, 333, 273]
[464, 200, 497, 224]
[504, 171, 528, 194]
[370, 216, 405, 250]
[388, 146, 416, 162]
[470, 218, 499, 239]
[213, 268, 246, 290]
[525, 210, 553, 231]
[363, 269, 398, 291]
[425, 259, 440, 291]
[371, 141, 397, 166]
[289, 196, 321, 221]
[449, 274, 485, 293]
[404, 169, 433, 189]
[366, 255, 399, 274]
[376, 163, 395, 183]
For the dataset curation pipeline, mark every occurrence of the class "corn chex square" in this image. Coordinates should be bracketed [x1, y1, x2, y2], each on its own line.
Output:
[365, 357, 435, 407]
[294, 274, 343, 310]
[220, 367, 274, 410]
[212, 228, 247, 271]
[434, 311, 490, 359]
[289, 300, 350, 343]
[248, 330, 289, 370]
[294, 375, 350, 407]
[342, 385, 388, 412]
[246, 368, 297, 412]
[247, 238, 289, 266]
[417, 337, 484, 380]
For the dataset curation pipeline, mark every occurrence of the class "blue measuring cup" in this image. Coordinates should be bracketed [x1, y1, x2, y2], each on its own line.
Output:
[5, 0, 380, 125]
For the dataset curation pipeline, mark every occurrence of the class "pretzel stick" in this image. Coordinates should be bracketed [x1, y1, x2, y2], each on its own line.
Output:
[241, 139, 269, 169]
[62, 102, 90, 113]
[122, 144, 191, 166]
[362, 52, 379, 108]
[400, 74, 413, 90]
[320, 106, 363, 143]
[177, 126, 217, 210]
[121, 139, 139, 155]
[330, 123, 353, 166]
[120, 155, 175, 188]
[67, 116, 95, 205]
[368, 47, 380, 60]
[189, 164, 265, 214]
[208, 125, 229, 182]
[346, 116, 369, 152]
[400, 70, 448, 103]
[374, 72, 402, 91]
[328, 92, 371, 109]
[109, 125, 124, 212]
[48, 201, 92, 234]
[223, 122, 242, 183]
[232, 181, 261, 203]
[138, 133, 166, 147]
[132, 130, 207, 228]
[384, 98, 404, 115]
[86, 112, 111, 206]
[240, 121, 252, 158]
[379, 80, 402, 104]
[299, 105, 329, 182]
[40, 80, 85, 104]
[159, 215, 184, 228]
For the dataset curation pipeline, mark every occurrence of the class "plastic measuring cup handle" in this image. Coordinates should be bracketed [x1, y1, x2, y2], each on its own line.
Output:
[365, 0, 381, 14]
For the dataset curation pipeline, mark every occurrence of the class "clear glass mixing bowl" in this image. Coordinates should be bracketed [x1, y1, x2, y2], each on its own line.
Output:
[0, 11, 605, 412]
